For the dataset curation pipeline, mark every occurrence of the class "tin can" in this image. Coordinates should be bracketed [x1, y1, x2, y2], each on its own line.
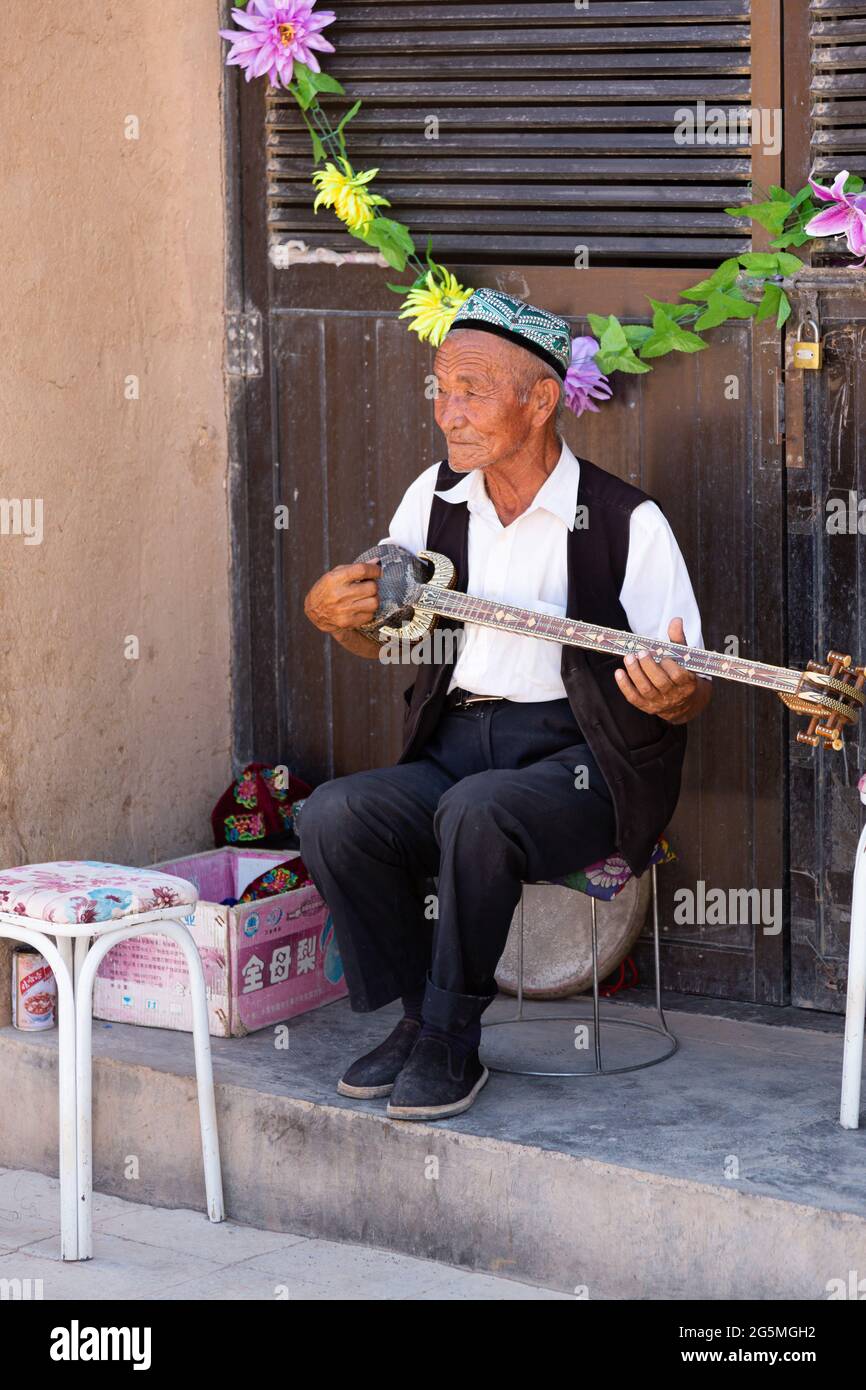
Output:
[12, 948, 57, 1030]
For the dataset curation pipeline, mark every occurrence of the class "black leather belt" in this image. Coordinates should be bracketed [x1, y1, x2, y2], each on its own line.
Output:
[445, 686, 507, 711]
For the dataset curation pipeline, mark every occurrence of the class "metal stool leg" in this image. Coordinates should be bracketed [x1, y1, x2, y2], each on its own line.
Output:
[0, 924, 78, 1259]
[590, 899, 602, 1072]
[76, 919, 225, 1259]
[515, 892, 525, 1021]
[840, 814, 866, 1128]
[482, 868, 678, 1078]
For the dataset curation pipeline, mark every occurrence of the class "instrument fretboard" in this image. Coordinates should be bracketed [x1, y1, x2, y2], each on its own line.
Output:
[422, 586, 801, 695]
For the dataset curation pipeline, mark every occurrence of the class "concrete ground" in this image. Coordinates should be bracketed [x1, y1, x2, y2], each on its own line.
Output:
[2, 991, 865, 1298]
[0, 1168, 570, 1300]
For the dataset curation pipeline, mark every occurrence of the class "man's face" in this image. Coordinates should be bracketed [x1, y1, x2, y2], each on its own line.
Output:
[432, 330, 540, 472]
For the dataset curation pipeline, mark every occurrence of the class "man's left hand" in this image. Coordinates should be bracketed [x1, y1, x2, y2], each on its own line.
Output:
[614, 618, 712, 725]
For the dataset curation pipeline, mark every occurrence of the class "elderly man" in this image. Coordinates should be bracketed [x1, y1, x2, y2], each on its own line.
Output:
[300, 289, 711, 1121]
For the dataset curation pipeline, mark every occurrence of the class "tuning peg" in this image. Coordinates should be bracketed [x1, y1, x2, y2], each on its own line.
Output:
[815, 724, 844, 751]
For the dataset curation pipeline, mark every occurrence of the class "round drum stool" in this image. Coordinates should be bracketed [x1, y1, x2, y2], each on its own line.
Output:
[483, 840, 678, 1078]
[0, 860, 225, 1260]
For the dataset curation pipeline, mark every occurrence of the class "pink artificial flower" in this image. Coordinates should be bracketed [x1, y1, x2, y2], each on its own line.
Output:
[220, 0, 336, 88]
[805, 169, 866, 262]
[564, 336, 613, 417]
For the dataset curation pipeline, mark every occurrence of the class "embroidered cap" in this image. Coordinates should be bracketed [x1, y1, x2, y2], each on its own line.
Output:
[446, 287, 572, 380]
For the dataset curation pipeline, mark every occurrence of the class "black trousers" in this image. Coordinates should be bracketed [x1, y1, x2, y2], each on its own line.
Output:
[298, 697, 617, 1032]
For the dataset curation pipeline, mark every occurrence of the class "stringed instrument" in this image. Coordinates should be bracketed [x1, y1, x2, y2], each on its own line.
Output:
[355, 543, 865, 752]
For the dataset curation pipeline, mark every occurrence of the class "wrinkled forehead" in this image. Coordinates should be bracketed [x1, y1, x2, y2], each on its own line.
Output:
[434, 329, 532, 383]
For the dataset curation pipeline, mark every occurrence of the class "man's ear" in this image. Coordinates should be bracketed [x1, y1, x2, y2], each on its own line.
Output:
[534, 374, 561, 427]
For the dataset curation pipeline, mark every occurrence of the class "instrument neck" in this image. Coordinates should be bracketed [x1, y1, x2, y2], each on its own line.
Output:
[423, 586, 801, 694]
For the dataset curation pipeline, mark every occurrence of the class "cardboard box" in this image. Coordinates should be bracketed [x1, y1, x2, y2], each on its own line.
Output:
[92, 847, 346, 1037]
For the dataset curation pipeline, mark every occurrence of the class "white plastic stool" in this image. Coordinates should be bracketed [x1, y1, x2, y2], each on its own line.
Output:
[0, 860, 225, 1259]
[840, 776, 866, 1128]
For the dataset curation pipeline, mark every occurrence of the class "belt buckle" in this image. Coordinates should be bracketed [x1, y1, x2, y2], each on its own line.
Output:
[463, 693, 502, 706]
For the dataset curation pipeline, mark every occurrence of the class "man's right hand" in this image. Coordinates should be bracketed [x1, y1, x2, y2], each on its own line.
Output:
[304, 561, 381, 637]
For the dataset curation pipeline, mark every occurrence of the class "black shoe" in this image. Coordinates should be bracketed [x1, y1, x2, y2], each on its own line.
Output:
[337, 1017, 421, 1099]
[386, 1035, 489, 1121]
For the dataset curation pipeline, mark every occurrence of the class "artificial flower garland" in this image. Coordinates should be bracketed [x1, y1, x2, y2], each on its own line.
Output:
[221, 1, 866, 416]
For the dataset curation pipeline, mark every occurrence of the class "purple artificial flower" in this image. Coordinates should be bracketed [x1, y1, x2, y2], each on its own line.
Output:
[804, 169, 866, 262]
[564, 336, 613, 417]
[220, 0, 336, 88]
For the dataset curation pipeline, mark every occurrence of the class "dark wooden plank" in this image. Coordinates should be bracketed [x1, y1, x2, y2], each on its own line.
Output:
[812, 71, 866, 94]
[315, 78, 753, 104]
[335, 25, 751, 53]
[271, 182, 751, 209]
[270, 155, 752, 183]
[811, 0, 866, 14]
[812, 15, 866, 37]
[336, 0, 751, 16]
[268, 101, 753, 130]
[784, 0, 814, 192]
[812, 126, 866, 147]
[747, 0, 787, 1004]
[269, 230, 749, 260]
[328, 51, 751, 77]
[270, 131, 753, 155]
[813, 97, 866, 119]
[811, 40, 866, 63]
[812, 153, 866, 172]
[270, 207, 746, 234]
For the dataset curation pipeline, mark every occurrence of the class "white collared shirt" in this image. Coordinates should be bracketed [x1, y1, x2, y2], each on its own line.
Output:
[382, 442, 705, 702]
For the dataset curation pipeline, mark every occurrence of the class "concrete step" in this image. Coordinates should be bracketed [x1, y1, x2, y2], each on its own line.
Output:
[2, 995, 865, 1299]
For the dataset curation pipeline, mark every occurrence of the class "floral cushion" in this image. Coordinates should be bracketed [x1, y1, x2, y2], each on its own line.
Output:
[547, 838, 676, 903]
[0, 860, 197, 925]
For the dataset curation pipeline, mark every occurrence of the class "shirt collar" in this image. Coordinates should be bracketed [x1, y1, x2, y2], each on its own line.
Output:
[434, 441, 581, 530]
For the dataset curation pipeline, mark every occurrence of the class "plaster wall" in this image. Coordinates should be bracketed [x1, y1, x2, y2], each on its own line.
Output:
[0, 4, 233, 1018]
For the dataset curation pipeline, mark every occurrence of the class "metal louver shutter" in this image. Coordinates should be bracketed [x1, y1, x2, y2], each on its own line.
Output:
[812, 0, 866, 186]
[266, 0, 754, 267]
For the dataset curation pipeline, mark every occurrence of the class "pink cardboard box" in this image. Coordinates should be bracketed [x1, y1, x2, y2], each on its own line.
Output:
[92, 847, 346, 1037]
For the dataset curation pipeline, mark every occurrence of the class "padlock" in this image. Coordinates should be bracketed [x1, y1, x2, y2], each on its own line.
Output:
[793, 319, 823, 370]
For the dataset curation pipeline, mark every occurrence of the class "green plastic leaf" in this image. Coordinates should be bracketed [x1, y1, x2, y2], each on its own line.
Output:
[738, 252, 780, 274]
[599, 315, 629, 354]
[622, 324, 653, 348]
[775, 252, 806, 278]
[679, 280, 716, 303]
[755, 283, 782, 323]
[359, 216, 416, 270]
[336, 99, 362, 138]
[647, 298, 693, 322]
[710, 258, 743, 290]
[694, 289, 757, 332]
[772, 226, 813, 249]
[312, 72, 346, 97]
[587, 312, 615, 340]
[776, 288, 792, 329]
[640, 309, 708, 359]
[596, 346, 652, 375]
[725, 199, 792, 236]
[291, 68, 318, 111]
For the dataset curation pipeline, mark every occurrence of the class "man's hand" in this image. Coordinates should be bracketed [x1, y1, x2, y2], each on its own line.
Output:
[304, 561, 383, 660]
[614, 618, 712, 725]
[304, 560, 381, 634]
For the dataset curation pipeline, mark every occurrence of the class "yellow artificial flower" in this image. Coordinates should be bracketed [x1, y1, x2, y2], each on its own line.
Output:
[398, 267, 474, 346]
[311, 158, 389, 236]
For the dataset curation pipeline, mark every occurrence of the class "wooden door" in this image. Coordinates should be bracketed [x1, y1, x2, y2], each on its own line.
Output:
[230, 0, 797, 1004]
[781, 0, 866, 1012]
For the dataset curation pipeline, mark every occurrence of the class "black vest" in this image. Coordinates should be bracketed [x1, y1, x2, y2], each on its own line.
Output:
[396, 456, 687, 875]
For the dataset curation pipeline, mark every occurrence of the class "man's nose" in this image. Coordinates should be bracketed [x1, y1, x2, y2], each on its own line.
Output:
[436, 396, 465, 429]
